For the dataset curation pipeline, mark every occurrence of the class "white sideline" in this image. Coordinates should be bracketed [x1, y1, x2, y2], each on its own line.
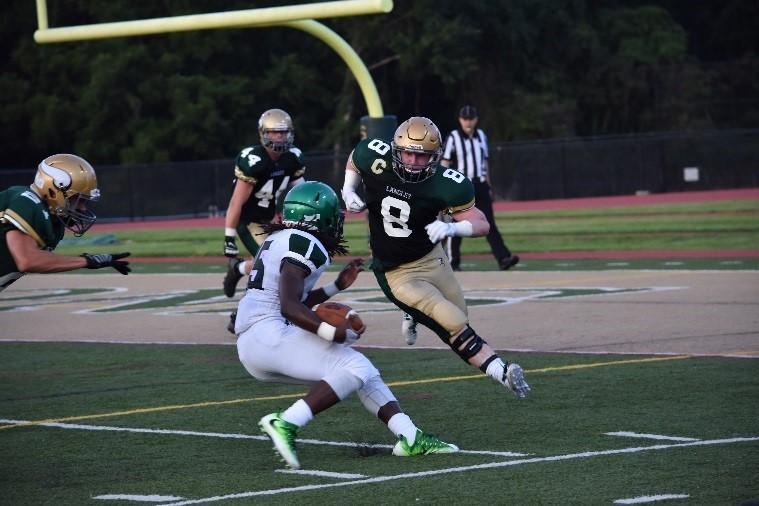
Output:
[159, 436, 759, 505]
[0, 419, 527, 457]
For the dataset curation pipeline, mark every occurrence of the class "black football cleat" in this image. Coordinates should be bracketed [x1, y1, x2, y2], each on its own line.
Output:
[223, 257, 244, 297]
[499, 255, 520, 271]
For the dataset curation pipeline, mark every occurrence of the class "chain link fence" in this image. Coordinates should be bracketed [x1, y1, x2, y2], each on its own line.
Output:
[2, 129, 757, 221]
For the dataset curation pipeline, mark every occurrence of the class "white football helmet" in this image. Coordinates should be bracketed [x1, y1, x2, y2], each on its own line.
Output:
[32, 153, 100, 236]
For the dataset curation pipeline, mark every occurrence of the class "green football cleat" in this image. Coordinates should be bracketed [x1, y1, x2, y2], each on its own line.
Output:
[392, 429, 459, 457]
[259, 412, 300, 469]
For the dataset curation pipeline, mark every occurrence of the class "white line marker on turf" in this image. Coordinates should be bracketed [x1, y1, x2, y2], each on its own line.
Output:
[0, 419, 527, 457]
[93, 494, 184, 502]
[614, 494, 689, 504]
[160, 436, 759, 505]
[605, 431, 700, 442]
[276, 469, 367, 479]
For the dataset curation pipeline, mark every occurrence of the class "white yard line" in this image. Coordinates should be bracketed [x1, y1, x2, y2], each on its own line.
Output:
[93, 494, 184, 502]
[604, 431, 700, 442]
[614, 494, 689, 504]
[276, 469, 367, 479]
[159, 436, 759, 505]
[0, 418, 526, 457]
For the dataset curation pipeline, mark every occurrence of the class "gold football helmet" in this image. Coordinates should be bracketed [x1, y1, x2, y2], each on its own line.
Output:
[32, 153, 100, 236]
[391, 117, 442, 183]
[258, 108, 295, 153]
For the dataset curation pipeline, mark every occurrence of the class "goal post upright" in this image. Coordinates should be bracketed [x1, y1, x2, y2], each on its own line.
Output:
[32, 0, 395, 126]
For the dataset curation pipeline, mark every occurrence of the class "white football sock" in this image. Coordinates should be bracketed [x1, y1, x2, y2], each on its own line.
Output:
[387, 413, 417, 445]
[281, 399, 313, 428]
[485, 357, 507, 384]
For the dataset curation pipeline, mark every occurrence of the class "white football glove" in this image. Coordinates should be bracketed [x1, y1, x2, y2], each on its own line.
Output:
[341, 189, 366, 213]
[425, 220, 456, 243]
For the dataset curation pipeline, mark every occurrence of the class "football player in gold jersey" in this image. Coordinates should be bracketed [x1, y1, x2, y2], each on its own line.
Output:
[342, 117, 530, 399]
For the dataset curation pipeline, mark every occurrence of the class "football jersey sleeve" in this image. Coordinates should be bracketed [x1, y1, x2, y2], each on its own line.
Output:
[282, 231, 330, 275]
[350, 138, 391, 177]
[1, 188, 51, 247]
[437, 167, 476, 214]
[234, 145, 267, 184]
[288, 147, 306, 180]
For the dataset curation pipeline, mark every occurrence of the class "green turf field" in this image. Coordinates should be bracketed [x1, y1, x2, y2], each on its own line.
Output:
[86, 256, 758, 274]
[1, 343, 757, 505]
[52, 199, 759, 258]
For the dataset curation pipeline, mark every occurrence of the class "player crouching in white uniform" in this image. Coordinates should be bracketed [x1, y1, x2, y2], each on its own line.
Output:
[235, 181, 458, 469]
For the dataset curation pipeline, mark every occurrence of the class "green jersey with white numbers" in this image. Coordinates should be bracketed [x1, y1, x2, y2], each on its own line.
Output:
[0, 186, 65, 290]
[234, 144, 306, 223]
[350, 138, 475, 270]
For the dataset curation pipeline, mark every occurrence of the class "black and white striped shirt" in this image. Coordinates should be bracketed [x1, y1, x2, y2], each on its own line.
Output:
[442, 128, 489, 182]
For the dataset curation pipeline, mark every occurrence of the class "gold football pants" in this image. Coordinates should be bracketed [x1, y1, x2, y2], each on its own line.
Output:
[373, 243, 468, 342]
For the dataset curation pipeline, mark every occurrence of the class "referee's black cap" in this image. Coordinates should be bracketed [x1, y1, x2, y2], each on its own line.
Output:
[458, 105, 478, 119]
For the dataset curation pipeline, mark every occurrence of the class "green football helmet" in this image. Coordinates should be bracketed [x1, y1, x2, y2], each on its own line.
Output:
[282, 181, 344, 238]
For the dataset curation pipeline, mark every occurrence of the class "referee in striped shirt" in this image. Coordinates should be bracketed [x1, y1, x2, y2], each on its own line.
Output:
[441, 105, 519, 271]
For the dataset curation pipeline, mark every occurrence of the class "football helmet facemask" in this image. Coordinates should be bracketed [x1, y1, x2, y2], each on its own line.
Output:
[283, 181, 344, 239]
[391, 116, 442, 183]
[33, 153, 100, 236]
[258, 108, 295, 153]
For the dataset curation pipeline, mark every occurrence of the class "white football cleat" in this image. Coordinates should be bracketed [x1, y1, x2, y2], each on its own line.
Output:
[504, 363, 531, 399]
[401, 313, 418, 346]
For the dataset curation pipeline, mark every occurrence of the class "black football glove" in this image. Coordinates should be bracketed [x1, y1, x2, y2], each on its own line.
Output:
[224, 235, 239, 258]
[81, 252, 131, 275]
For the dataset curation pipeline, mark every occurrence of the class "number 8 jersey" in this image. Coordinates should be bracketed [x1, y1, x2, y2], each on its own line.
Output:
[350, 138, 475, 271]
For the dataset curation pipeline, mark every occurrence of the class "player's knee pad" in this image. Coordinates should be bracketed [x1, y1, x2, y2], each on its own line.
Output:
[448, 326, 487, 362]
[356, 375, 397, 417]
[322, 369, 363, 400]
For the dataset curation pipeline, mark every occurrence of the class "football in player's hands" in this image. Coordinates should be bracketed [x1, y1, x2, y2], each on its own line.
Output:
[314, 302, 365, 333]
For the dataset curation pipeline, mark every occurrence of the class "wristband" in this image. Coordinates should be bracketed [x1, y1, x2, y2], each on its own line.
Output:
[451, 220, 474, 237]
[224, 227, 236, 237]
[317, 322, 337, 341]
[322, 282, 340, 298]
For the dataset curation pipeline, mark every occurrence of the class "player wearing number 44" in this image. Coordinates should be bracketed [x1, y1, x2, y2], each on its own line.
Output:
[222, 108, 306, 334]
[341, 117, 531, 400]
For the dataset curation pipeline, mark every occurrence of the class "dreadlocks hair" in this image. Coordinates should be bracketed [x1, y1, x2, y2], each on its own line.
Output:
[261, 221, 349, 258]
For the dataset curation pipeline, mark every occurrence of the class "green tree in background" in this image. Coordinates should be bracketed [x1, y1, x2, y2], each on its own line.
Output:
[1, 0, 756, 168]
